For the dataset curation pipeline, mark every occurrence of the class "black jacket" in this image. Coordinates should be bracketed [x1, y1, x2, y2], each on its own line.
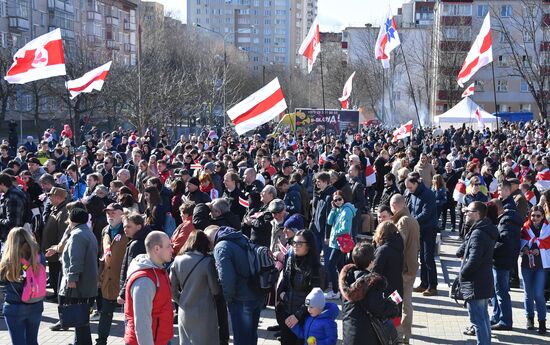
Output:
[379, 183, 399, 208]
[459, 218, 498, 300]
[493, 209, 522, 270]
[211, 212, 242, 231]
[222, 188, 247, 221]
[349, 176, 366, 235]
[339, 265, 399, 345]
[310, 185, 336, 240]
[118, 225, 153, 300]
[372, 232, 404, 297]
[249, 203, 273, 247]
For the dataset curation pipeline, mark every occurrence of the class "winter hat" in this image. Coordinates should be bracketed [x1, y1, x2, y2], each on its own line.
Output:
[305, 288, 325, 310]
[283, 214, 305, 232]
[188, 177, 200, 187]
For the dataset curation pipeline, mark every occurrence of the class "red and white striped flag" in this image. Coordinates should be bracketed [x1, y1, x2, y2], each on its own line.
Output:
[453, 180, 467, 204]
[66, 61, 112, 99]
[521, 221, 550, 268]
[4, 28, 66, 84]
[536, 168, 550, 192]
[475, 107, 484, 128]
[298, 17, 321, 73]
[461, 83, 475, 98]
[525, 190, 537, 206]
[238, 196, 249, 208]
[338, 71, 356, 109]
[389, 290, 402, 304]
[365, 157, 376, 187]
[227, 78, 287, 136]
[392, 120, 413, 142]
[190, 163, 202, 170]
[457, 13, 492, 87]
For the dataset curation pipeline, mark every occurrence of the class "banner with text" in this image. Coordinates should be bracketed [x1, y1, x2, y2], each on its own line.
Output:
[294, 108, 359, 134]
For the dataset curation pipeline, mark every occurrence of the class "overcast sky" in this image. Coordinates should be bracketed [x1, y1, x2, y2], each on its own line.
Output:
[156, 0, 407, 31]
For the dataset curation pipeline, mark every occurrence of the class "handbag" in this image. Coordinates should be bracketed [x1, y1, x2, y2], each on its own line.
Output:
[449, 276, 464, 305]
[336, 233, 355, 254]
[360, 302, 398, 345]
[58, 288, 91, 328]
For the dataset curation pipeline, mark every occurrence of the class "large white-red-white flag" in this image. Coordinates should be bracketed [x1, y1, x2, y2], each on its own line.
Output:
[66, 61, 112, 99]
[475, 107, 484, 128]
[392, 120, 413, 142]
[4, 28, 66, 84]
[338, 71, 356, 109]
[457, 13, 492, 87]
[227, 78, 287, 136]
[461, 83, 475, 98]
[375, 8, 401, 69]
[298, 17, 321, 73]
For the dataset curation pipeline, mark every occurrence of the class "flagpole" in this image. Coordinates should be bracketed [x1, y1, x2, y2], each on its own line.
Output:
[382, 68, 385, 123]
[319, 49, 327, 138]
[64, 76, 82, 199]
[490, 61, 502, 173]
[399, 45, 422, 129]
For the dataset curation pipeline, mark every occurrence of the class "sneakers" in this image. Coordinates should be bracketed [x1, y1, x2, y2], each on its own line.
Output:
[324, 291, 340, 300]
[90, 310, 100, 321]
[422, 288, 438, 296]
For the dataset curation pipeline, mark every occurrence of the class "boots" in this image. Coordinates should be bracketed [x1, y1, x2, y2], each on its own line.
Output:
[527, 316, 535, 330]
[538, 320, 547, 335]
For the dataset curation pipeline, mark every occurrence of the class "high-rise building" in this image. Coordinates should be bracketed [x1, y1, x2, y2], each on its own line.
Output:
[187, 0, 318, 71]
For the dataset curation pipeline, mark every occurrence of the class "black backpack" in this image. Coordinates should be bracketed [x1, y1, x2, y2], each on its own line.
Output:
[243, 242, 278, 292]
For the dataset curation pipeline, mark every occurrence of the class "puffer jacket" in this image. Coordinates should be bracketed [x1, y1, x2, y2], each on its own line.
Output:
[459, 218, 498, 300]
[339, 264, 399, 345]
[284, 183, 302, 215]
[327, 203, 357, 250]
[291, 302, 338, 345]
[493, 209, 522, 270]
[373, 231, 404, 297]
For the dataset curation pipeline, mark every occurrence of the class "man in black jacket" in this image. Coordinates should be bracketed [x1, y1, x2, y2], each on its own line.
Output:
[117, 213, 152, 303]
[459, 201, 498, 345]
[309, 172, 336, 252]
[490, 199, 522, 331]
[348, 164, 365, 237]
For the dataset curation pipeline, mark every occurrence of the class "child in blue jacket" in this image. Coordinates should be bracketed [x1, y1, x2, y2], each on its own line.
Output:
[291, 287, 338, 345]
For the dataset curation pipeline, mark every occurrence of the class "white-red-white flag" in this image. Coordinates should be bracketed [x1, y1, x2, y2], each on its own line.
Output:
[389, 290, 402, 304]
[238, 196, 249, 208]
[461, 83, 475, 98]
[536, 168, 550, 192]
[392, 120, 413, 142]
[298, 17, 321, 73]
[338, 71, 356, 109]
[475, 107, 484, 128]
[4, 28, 66, 84]
[365, 157, 376, 187]
[375, 8, 401, 69]
[457, 13, 492, 87]
[66, 61, 112, 99]
[227, 78, 287, 136]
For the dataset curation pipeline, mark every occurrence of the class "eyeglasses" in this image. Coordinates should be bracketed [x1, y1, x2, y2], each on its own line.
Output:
[464, 209, 478, 214]
[333, 198, 343, 202]
[291, 241, 307, 247]
[473, 183, 481, 186]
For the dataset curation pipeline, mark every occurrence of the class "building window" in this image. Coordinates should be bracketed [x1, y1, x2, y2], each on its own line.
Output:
[500, 5, 512, 18]
[498, 104, 510, 112]
[0, 0, 7, 17]
[522, 55, 530, 67]
[196, 9, 200, 14]
[0, 32, 6, 48]
[264, 38, 271, 44]
[474, 80, 484, 92]
[497, 55, 508, 67]
[441, 4, 472, 16]
[264, 10, 271, 15]
[520, 104, 532, 112]
[520, 80, 529, 92]
[497, 80, 508, 92]
[477, 5, 489, 17]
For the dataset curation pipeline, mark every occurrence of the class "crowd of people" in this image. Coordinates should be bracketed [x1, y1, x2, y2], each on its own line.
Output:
[0, 120, 548, 345]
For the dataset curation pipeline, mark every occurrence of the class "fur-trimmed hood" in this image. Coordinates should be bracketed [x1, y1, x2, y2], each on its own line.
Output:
[339, 263, 386, 303]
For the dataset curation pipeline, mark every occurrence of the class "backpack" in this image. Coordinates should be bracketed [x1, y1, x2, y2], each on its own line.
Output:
[244, 242, 278, 292]
[164, 212, 177, 237]
[20, 255, 47, 303]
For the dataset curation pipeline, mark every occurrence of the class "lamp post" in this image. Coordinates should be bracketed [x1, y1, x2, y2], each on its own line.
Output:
[196, 24, 252, 128]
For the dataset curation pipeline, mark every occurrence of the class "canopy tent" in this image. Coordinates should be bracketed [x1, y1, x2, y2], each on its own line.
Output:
[434, 97, 498, 124]
[493, 112, 533, 123]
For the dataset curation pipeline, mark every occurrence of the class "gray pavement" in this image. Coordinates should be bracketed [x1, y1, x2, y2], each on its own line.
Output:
[0, 230, 548, 344]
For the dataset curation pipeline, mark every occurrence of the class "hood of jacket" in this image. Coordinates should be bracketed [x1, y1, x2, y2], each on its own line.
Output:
[317, 302, 339, 321]
[342, 202, 357, 217]
[215, 226, 247, 246]
[126, 253, 164, 278]
[471, 218, 499, 241]
[413, 182, 427, 197]
[339, 263, 386, 303]
[132, 225, 153, 241]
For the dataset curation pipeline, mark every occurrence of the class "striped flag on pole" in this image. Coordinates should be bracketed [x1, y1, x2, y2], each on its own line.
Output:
[66, 61, 112, 99]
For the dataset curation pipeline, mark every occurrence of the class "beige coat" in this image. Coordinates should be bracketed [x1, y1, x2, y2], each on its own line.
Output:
[99, 225, 129, 300]
[414, 162, 436, 187]
[392, 208, 420, 280]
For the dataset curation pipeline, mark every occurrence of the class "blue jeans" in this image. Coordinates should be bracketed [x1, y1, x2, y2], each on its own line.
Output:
[228, 298, 263, 345]
[491, 267, 512, 327]
[3, 301, 44, 345]
[419, 228, 437, 289]
[522, 267, 547, 321]
[467, 299, 491, 345]
[327, 247, 343, 293]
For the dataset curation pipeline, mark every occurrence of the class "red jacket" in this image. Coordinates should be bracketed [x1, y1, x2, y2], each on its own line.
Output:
[124, 268, 174, 345]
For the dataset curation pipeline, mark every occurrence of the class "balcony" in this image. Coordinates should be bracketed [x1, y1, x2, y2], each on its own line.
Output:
[106, 40, 120, 50]
[47, 0, 74, 13]
[106, 16, 119, 26]
[544, 14, 550, 26]
[441, 16, 471, 26]
[8, 17, 30, 31]
[123, 20, 136, 31]
[87, 35, 103, 46]
[87, 11, 102, 21]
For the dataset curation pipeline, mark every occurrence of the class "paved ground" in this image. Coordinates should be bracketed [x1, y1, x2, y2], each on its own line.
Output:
[0, 230, 548, 344]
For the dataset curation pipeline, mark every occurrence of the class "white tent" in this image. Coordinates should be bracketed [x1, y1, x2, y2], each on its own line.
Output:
[434, 97, 498, 124]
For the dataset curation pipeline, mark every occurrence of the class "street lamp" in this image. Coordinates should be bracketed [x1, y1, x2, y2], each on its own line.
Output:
[195, 24, 253, 128]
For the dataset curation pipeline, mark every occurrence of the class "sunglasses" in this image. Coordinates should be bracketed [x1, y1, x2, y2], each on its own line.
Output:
[333, 198, 343, 202]
[291, 241, 307, 247]
[473, 183, 481, 186]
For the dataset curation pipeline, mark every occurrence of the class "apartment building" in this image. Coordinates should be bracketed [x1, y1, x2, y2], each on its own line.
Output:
[187, 0, 318, 72]
[432, 0, 541, 119]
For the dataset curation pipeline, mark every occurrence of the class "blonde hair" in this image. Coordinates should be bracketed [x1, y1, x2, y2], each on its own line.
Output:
[0, 227, 40, 282]
[373, 221, 399, 246]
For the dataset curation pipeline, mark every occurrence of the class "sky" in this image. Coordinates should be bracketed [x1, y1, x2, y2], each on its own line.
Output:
[156, 0, 407, 31]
